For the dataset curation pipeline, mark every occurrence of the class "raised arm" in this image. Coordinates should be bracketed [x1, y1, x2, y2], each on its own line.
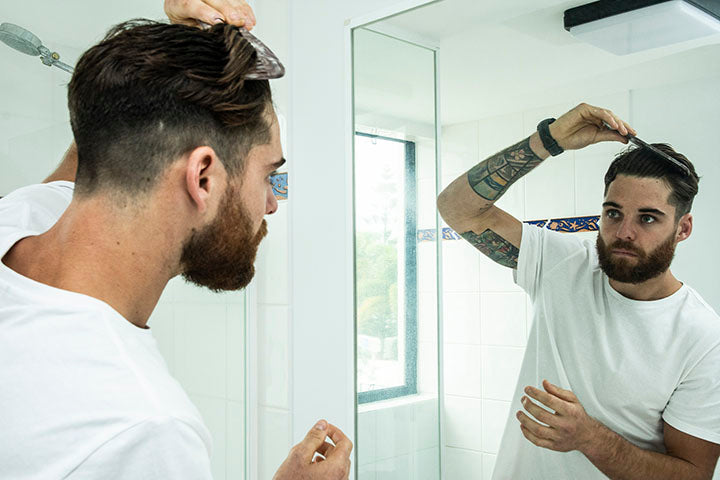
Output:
[437, 103, 634, 268]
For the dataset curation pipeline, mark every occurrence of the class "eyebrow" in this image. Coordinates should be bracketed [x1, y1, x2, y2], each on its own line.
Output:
[602, 202, 667, 216]
[270, 158, 287, 171]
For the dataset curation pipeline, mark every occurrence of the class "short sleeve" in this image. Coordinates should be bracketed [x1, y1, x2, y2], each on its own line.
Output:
[663, 343, 720, 444]
[515, 222, 587, 300]
[68, 417, 214, 479]
[0, 181, 74, 233]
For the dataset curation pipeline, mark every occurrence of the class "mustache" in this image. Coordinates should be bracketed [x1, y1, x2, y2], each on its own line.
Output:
[608, 239, 643, 256]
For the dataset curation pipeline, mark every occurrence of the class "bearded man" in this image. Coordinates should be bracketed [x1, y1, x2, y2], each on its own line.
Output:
[0, 5, 351, 479]
[438, 103, 720, 479]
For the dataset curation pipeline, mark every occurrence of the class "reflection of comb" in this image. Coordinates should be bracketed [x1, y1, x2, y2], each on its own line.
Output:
[603, 122, 691, 176]
[197, 21, 285, 80]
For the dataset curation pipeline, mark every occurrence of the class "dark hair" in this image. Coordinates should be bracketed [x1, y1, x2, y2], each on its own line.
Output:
[604, 144, 700, 220]
[68, 19, 273, 196]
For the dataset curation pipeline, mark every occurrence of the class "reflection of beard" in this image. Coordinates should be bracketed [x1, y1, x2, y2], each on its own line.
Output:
[180, 185, 267, 291]
[596, 232, 676, 284]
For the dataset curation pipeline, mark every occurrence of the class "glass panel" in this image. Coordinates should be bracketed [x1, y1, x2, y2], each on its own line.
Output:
[353, 26, 440, 478]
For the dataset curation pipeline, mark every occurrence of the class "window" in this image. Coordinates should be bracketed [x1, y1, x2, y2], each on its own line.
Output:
[355, 132, 417, 404]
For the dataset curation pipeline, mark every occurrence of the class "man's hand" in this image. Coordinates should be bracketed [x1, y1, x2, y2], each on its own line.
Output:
[273, 420, 353, 480]
[516, 379, 600, 454]
[547, 102, 637, 152]
[164, 0, 256, 30]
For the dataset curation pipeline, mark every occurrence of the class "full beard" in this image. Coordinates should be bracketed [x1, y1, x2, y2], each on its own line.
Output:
[179, 187, 268, 291]
[596, 232, 676, 285]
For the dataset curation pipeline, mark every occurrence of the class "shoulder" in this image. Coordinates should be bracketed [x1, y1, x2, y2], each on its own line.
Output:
[0, 181, 74, 232]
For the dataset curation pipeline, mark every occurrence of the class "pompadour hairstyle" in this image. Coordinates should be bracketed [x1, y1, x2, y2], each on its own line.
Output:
[604, 144, 700, 220]
[68, 19, 273, 196]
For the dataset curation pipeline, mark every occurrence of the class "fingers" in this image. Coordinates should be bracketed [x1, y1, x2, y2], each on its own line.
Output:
[542, 380, 577, 403]
[521, 395, 556, 425]
[516, 410, 556, 442]
[524, 385, 565, 414]
[293, 419, 332, 460]
[316, 440, 335, 458]
[205, 0, 256, 29]
[520, 423, 555, 450]
[325, 423, 354, 459]
[165, 0, 225, 26]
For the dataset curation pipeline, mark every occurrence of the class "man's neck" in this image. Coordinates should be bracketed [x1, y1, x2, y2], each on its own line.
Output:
[2, 197, 182, 329]
[608, 270, 683, 301]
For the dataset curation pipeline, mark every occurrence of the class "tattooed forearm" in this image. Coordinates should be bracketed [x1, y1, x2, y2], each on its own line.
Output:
[460, 229, 519, 268]
[467, 136, 543, 201]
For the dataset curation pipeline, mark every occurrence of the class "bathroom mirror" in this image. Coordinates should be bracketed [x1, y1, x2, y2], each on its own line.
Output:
[354, 1, 720, 478]
[353, 26, 442, 478]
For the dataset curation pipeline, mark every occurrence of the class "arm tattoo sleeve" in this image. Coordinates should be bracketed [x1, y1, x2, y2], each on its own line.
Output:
[467, 136, 543, 201]
[460, 229, 519, 269]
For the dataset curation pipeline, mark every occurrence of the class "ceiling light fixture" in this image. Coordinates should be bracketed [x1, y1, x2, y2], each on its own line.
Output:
[564, 0, 720, 55]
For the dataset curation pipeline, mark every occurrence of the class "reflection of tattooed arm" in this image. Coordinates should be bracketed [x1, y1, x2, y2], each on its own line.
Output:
[437, 135, 546, 269]
[461, 229, 519, 268]
[467, 136, 543, 202]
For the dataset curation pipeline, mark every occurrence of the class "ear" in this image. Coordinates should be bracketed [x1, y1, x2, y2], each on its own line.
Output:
[675, 213, 692, 243]
[184, 146, 226, 214]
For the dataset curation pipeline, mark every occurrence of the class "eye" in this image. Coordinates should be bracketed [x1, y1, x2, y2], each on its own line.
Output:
[605, 209, 620, 219]
[640, 214, 656, 224]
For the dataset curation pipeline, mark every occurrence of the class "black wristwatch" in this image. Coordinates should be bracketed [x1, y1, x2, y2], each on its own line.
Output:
[537, 118, 564, 156]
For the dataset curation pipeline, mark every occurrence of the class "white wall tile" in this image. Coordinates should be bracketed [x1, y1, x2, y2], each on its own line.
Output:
[481, 346, 524, 401]
[476, 112, 524, 161]
[524, 151, 575, 220]
[414, 398, 439, 451]
[417, 292, 437, 343]
[376, 404, 414, 460]
[481, 400, 511, 454]
[226, 400, 245, 480]
[258, 407, 291, 480]
[376, 454, 413, 480]
[189, 394, 226, 480]
[226, 303, 246, 403]
[482, 453, 497, 480]
[255, 204, 289, 305]
[416, 137, 437, 182]
[444, 447, 483, 479]
[441, 121, 479, 175]
[442, 241, 480, 293]
[175, 304, 227, 398]
[480, 292, 526, 347]
[443, 292, 481, 345]
[258, 305, 289, 409]
[495, 177, 526, 220]
[444, 395, 482, 451]
[358, 409, 377, 465]
[417, 340, 439, 394]
[417, 178, 438, 230]
[444, 344, 482, 398]
[417, 242, 437, 294]
[359, 462, 378, 480]
[414, 446, 440, 480]
[574, 152, 614, 216]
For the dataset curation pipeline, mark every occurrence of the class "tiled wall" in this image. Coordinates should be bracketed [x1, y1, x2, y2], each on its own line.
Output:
[437, 92, 630, 479]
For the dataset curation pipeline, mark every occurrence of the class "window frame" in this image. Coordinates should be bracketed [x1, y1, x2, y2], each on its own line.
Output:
[355, 131, 418, 404]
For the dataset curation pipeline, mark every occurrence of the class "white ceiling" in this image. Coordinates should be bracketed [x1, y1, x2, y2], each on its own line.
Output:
[355, 0, 720, 127]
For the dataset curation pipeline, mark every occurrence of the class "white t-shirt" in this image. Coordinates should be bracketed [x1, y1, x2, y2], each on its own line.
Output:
[493, 223, 720, 480]
[0, 182, 213, 479]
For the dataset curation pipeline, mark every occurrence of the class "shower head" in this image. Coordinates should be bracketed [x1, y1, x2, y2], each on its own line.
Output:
[0, 23, 42, 56]
[0, 22, 74, 73]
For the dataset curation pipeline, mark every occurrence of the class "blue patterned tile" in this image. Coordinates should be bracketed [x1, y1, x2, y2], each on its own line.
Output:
[270, 172, 288, 200]
[416, 215, 600, 243]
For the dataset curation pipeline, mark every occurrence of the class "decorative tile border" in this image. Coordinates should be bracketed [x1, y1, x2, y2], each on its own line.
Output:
[270, 172, 288, 200]
[417, 215, 600, 242]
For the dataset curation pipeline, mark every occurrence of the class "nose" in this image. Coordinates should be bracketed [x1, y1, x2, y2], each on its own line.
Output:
[266, 184, 278, 215]
[615, 218, 635, 241]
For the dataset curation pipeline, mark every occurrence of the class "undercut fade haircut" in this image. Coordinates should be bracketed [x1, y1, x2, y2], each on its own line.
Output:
[68, 19, 273, 196]
[604, 144, 700, 220]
